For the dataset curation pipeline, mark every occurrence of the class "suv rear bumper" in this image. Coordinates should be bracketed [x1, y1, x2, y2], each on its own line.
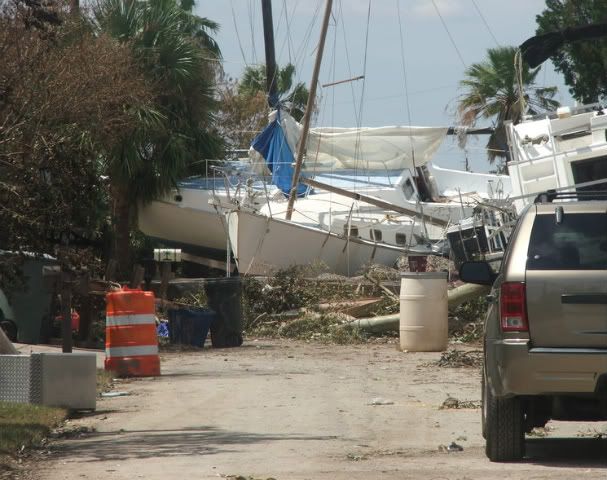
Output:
[489, 339, 607, 397]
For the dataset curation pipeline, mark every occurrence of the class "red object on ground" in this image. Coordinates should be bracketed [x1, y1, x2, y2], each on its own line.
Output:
[71, 311, 80, 331]
[55, 310, 81, 332]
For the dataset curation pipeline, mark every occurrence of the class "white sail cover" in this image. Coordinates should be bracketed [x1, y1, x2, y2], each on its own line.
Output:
[278, 111, 448, 172]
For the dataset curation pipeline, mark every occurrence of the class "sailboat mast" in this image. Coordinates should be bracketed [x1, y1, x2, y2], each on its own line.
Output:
[285, 0, 333, 221]
[261, 0, 279, 108]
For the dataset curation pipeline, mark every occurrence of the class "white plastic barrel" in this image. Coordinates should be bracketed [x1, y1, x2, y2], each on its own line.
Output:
[399, 271, 448, 352]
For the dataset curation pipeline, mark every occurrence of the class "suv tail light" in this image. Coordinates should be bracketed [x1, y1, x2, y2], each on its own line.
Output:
[500, 282, 528, 332]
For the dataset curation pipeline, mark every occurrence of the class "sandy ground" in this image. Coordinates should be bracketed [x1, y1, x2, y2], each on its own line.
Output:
[29, 339, 607, 480]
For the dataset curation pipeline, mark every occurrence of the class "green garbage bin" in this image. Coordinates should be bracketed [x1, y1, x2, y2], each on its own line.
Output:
[204, 277, 243, 348]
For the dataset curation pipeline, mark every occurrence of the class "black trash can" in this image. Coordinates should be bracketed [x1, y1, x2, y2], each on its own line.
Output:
[167, 307, 215, 348]
[204, 277, 243, 348]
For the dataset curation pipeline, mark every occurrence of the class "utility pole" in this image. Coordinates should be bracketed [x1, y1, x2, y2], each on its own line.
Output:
[261, 0, 279, 108]
[285, 0, 333, 220]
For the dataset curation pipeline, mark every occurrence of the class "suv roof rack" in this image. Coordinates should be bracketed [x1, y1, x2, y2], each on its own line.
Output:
[534, 189, 607, 203]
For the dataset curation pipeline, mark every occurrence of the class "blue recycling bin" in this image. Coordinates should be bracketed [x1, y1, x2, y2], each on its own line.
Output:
[167, 308, 215, 348]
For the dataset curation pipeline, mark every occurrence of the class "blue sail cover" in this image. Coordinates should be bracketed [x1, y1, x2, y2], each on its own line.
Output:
[251, 116, 307, 197]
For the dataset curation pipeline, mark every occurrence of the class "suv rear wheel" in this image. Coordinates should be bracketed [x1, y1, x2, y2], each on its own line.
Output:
[485, 374, 525, 462]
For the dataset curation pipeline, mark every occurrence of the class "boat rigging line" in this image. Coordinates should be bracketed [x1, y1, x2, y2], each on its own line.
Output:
[230, 0, 248, 65]
[431, 0, 466, 68]
[470, 0, 500, 47]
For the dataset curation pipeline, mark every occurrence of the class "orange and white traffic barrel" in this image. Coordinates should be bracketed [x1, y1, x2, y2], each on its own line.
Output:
[105, 288, 160, 377]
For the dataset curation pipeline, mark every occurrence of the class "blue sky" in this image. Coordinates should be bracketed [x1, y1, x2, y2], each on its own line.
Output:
[197, 1, 572, 172]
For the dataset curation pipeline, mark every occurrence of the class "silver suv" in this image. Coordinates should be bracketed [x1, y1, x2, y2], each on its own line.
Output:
[459, 191, 607, 462]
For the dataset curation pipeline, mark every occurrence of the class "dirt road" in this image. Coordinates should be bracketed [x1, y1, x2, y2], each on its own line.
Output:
[36, 340, 606, 479]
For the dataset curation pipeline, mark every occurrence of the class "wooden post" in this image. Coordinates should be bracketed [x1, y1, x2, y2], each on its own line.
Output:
[105, 259, 118, 282]
[130, 265, 145, 289]
[285, 0, 333, 220]
[76, 271, 91, 343]
[61, 272, 73, 353]
[159, 262, 171, 305]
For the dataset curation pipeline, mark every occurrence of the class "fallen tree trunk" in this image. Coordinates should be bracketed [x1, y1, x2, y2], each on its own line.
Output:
[0, 327, 19, 354]
[447, 283, 491, 310]
[345, 283, 490, 333]
[346, 314, 400, 334]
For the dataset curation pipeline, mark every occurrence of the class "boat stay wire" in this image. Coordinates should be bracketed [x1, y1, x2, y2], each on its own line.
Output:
[353, 0, 373, 176]
[248, 0, 258, 64]
[230, 0, 248, 66]
[470, 0, 500, 47]
[396, 0, 415, 166]
[431, 0, 466, 68]
[336, 0, 361, 125]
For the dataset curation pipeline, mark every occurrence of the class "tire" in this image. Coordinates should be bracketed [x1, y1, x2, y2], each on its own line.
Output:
[485, 377, 525, 462]
[0, 320, 18, 342]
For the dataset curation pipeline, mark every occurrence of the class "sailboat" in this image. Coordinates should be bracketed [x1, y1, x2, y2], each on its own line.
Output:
[137, 0, 512, 275]
[219, 0, 512, 276]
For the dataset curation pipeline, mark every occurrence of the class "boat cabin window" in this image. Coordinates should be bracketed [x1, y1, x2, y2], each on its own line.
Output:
[370, 229, 382, 242]
[402, 178, 415, 200]
[395, 233, 407, 246]
[343, 225, 359, 237]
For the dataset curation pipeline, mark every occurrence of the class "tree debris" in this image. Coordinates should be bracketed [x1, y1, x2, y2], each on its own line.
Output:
[440, 396, 480, 409]
[435, 350, 483, 368]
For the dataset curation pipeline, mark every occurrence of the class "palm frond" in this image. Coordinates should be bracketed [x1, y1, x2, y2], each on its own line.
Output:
[457, 45, 560, 161]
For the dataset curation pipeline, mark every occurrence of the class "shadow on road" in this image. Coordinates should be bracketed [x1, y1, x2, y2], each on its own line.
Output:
[525, 437, 607, 467]
[50, 426, 338, 462]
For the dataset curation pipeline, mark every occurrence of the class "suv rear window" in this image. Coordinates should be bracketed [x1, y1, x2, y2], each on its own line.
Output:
[527, 212, 607, 270]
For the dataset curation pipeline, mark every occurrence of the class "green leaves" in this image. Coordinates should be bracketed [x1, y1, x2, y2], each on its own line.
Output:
[536, 0, 607, 104]
[457, 46, 559, 164]
[94, 0, 223, 193]
[238, 63, 310, 121]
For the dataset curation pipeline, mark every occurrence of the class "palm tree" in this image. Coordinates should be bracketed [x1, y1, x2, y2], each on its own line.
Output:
[458, 46, 559, 164]
[239, 63, 309, 121]
[94, 0, 223, 272]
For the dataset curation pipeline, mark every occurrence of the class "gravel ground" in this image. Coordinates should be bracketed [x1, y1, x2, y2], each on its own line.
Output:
[29, 339, 607, 480]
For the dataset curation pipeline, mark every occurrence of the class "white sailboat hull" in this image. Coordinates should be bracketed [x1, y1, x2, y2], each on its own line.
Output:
[227, 209, 409, 276]
[138, 198, 228, 253]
